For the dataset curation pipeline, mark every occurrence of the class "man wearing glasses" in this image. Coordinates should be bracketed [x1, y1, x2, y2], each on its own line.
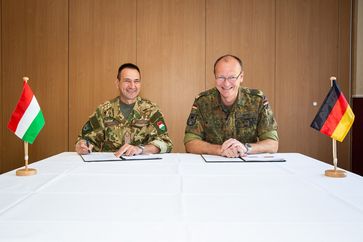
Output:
[184, 54, 278, 157]
[75, 63, 173, 156]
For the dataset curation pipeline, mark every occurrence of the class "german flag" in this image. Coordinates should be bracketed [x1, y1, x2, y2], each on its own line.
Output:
[311, 79, 354, 142]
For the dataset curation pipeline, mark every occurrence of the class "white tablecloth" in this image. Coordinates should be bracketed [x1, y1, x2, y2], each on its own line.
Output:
[0, 152, 362, 242]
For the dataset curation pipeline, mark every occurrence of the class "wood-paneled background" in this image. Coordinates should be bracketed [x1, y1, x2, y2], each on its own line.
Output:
[0, 0, 353, 174]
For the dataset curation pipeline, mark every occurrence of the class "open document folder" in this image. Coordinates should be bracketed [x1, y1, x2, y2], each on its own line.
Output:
[201, 154, 286, 163]
[80, 152, 162, 162]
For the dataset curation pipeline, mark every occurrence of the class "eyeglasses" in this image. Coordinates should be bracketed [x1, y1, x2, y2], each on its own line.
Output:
[215, 71, 242, 82]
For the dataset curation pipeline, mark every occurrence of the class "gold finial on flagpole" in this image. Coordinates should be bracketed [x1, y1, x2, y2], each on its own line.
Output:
[324, 76, 346, 178]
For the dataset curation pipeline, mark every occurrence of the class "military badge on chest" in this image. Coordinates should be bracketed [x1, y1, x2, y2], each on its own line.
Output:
[236, 113, 257, 128]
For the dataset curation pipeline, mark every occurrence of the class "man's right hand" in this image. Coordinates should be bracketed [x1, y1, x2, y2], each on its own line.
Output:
[75, 140, 93, 155]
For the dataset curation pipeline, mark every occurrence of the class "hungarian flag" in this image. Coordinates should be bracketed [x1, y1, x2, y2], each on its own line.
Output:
[157, 120, 166, 131]
[7, 81, 45, 144]
[311, 79, 354, 142]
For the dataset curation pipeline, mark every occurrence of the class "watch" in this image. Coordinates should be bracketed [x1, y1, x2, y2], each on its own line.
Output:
[138, 145, 145, 154]
[244, 143, 252, 154]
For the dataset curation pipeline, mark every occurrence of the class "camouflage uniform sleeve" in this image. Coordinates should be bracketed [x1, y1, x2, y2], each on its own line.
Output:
[76, 107, 105, 151]
[257, 96, 279, 141]
[184, 99, 205, 144]
[147, 110, 173, 153]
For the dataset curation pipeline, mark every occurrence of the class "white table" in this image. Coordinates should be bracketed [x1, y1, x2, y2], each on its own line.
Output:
[0, 153, 362, 242]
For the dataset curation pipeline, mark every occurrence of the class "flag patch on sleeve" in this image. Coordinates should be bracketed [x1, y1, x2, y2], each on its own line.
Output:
[157, 121, 166, 131]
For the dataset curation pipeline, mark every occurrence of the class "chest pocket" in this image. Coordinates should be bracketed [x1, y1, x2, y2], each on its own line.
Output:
[203, 116, 225, 144]
[103, 117, 122, 142]
[236, 113, 258, 128]
[235, 112, 258, 143]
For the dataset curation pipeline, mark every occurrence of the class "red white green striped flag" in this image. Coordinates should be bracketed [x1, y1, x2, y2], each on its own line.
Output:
[7, 81, 45, 144]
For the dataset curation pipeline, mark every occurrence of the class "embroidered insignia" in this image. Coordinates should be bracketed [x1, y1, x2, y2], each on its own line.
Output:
[187, 113, 197, 126]
[157, 121, 166, 131]
[82, 121, 92, 134]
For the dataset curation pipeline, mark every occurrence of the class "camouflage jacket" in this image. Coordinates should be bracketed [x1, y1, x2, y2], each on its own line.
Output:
[77, 96, 173, 153]
[184, 87, 278, 144]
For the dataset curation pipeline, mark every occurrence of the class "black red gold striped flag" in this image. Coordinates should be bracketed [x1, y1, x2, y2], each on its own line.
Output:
[310, 79, 354, 142]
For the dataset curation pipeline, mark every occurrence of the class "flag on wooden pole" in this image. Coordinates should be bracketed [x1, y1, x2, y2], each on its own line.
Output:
[8, 79, 45, 144]
[310, 79, 354, 142]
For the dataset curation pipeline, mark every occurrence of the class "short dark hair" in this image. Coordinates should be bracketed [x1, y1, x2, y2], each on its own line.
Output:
[213, 54, 243, 74]
[117, 63, 141, 80]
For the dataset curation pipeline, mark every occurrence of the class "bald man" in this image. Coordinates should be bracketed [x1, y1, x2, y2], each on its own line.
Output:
[184, 54, 278, 158]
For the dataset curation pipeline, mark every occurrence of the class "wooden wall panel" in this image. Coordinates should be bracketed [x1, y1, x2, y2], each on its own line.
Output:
[0, 0, 2, 173]
[137, 0, 205, 152]
[337, 0, 352, 170]
[206, 0, 276, 105]
[276, 0, 351, 169]
[69, 0, 136, 149]
[1, 0, 68, 172]
[0, 0, 353, 173]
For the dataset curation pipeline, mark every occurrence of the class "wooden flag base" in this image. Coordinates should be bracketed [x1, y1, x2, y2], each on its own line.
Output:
[16, 168, 37, 176]
[325, 169, 346, 178]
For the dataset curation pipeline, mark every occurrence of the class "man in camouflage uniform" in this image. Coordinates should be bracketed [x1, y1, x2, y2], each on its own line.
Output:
[184, 54, 278, 157]
[76, 63, 173, 156]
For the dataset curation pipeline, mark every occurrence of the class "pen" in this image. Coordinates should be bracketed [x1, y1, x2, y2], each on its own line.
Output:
[86, 140, 91, 154]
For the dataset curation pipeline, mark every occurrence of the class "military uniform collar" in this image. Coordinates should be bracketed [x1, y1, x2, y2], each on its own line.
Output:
[133, 96, 143, 111]
[213, 87, 245, 109]
[237, 87, 246, 106]
[211, 88, 221, 109]
[115, 96, 143, 120]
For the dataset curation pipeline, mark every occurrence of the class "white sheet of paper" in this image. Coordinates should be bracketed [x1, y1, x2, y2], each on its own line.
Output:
[80, 152, 121, 162]
[81, 152, 162, 162]
[120, 154, 162, 160]
[201, 154, 285, 162]
[243, 154, 285, 162]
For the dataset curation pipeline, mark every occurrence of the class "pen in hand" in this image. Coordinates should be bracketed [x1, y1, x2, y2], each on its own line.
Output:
[86, 140, 91, 154]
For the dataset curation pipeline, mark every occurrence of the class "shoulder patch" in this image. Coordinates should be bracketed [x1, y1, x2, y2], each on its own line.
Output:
[82, 121, 93, 135]
[89, 115, 101, 130]
[152, 116, 168, 134]
[187, 113, 197, 126]
[156, 120, 166, 132]
[150, 111, 162, 123]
